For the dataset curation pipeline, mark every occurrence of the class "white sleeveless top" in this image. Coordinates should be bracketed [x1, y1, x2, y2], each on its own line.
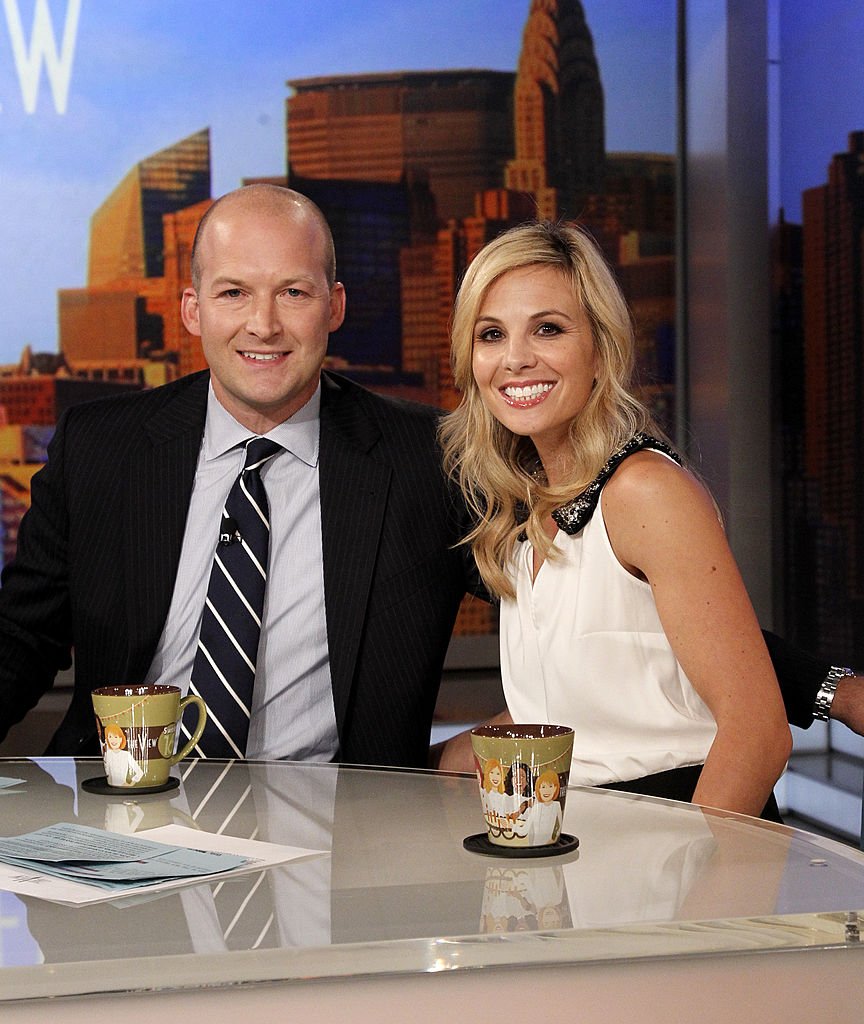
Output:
[499, 463, 717, 787]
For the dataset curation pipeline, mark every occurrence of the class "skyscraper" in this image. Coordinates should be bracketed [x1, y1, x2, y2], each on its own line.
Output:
[286, 71, 514, 221]
[59, 131, 211, 380]
[88, 128, 211, 285]
[800, 131, 864, 660]
[505, 0, 605, 218]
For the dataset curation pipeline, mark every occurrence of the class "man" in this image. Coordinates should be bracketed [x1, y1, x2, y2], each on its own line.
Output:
[0, 184, 859, 766]
[0, 185, 477, 767]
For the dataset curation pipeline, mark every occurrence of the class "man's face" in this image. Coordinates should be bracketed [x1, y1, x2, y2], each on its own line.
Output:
[181, 200, 345, 433]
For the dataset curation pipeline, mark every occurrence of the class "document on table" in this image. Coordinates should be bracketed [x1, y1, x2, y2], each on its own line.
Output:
[0, 823, 327, 906]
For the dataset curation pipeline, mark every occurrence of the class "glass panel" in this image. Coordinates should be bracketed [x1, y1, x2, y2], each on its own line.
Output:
[772, 2, 864, 676]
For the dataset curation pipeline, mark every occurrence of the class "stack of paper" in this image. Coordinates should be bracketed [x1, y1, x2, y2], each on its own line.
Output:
[0, 822, 326, 905]
[0, 823, 250, 892]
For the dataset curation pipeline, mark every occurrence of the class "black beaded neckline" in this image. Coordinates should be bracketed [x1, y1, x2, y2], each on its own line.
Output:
[552, 433, 681, 534]
[520, 433, 681, 538]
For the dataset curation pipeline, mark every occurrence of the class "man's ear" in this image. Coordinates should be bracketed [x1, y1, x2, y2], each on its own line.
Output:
[329, 281, 346, 332]
[181, 288, 201, 336]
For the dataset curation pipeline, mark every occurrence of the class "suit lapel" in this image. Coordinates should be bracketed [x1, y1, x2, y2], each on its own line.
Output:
[319, 374, 391, 738]
[123, 373, 210, 681]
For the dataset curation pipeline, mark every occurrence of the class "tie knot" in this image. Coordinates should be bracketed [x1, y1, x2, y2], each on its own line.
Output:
[242, 436, 282, 472]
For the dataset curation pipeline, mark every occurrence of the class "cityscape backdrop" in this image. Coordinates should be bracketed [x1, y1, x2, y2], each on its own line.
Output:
[0, 0, 679, 638]
[0, 0, 675, 362]
[773, 1, 864, 664]
[0, 0, 861, 664]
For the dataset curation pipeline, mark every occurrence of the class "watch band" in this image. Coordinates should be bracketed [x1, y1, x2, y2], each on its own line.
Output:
[812, 665, 855, 721]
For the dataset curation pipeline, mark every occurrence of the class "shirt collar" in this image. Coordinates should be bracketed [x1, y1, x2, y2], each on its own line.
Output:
[203, 381, 321, 468]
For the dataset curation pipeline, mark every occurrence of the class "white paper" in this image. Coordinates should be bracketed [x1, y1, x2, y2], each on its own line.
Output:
[0, 823, 327, 906]
[0, 822, 253, 890]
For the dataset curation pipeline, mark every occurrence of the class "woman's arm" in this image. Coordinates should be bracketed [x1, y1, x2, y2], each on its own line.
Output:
[429, 709, 514, 772]
[601, 452, 792, 817]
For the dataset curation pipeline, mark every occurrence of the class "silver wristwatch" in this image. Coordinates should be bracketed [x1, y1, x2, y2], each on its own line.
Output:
[812, 665, 855, 721]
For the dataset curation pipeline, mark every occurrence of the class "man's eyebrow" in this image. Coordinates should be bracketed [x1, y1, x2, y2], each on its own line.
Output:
[207, 274, 318, 289]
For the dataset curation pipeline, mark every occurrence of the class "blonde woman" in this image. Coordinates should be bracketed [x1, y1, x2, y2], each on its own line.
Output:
[440, 221, 791, 819]
[481, 757, 510, 822]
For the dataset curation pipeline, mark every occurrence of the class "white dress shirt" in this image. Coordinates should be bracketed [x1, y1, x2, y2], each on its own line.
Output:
[144, 382, 339, 761]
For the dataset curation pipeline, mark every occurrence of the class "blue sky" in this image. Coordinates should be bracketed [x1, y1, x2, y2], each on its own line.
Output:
[777, 1, 864, 221]
[0, 0, 677, 363]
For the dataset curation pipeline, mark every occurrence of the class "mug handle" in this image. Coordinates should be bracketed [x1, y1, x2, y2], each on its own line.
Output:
[170, 694, 207, 764]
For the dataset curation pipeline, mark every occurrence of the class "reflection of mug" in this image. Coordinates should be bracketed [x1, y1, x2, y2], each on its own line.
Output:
[470, 724, 574, 848]
[480, 865, 571, 934]
[91, 685, 207, 788]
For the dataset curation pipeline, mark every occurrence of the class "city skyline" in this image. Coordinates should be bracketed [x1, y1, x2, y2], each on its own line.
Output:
[0, 0, 676, 364]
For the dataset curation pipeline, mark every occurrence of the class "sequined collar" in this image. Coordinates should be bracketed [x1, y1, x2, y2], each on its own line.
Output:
[544, 433, 681, 536]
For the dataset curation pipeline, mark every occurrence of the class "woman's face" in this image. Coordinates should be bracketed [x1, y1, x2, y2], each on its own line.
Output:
[471, 265, 597, 475]
[107, 731, 122, 750]
[489, 764, 503, 788]
[538, 779, 557, 803]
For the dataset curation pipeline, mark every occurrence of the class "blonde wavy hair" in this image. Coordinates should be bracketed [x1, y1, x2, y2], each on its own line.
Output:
[439, 221, 665, 598]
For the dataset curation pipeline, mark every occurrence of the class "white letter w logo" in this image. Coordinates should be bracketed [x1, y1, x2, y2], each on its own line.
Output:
[4, 0, 82, 114]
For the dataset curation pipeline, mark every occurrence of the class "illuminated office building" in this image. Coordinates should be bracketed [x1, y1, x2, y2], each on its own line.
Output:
[799, 131, 864, 660]
[0, 464, 39, 568]
[163, 199, 213, 378]
[0, 376, 141, 427]
[583, 153, 675, 258]
[59, 132, 210, 382]
[505, 0, 604, 218]
[289, 175, 434, 370]
[59, 277, 165, 356]
[286, 71, 514, 221]
[88, 129, 210, 285]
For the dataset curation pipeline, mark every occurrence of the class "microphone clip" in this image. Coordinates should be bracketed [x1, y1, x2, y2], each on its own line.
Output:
[219, 517, 242, 546]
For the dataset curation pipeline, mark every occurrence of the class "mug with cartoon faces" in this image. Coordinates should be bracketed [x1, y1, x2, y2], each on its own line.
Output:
[470, 724, 574, 848]
[91, 685, 207, 789]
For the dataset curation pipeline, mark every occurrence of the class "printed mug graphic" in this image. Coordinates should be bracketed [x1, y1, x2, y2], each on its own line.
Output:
[96, 716, 179, 787]
[476, 756, 567, 844]
[100, 723, 144, 788]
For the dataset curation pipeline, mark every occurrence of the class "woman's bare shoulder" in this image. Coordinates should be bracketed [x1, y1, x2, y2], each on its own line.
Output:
[602, 447, 706, 508]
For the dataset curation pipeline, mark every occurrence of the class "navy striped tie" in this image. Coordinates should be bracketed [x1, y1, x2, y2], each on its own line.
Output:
[190, 436, 282, 757]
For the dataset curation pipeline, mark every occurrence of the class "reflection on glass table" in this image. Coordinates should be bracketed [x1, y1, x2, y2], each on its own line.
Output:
[0, 755, 863, 1007]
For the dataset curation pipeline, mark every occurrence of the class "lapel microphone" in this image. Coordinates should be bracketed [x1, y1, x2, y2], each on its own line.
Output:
[219, 517, 242, 546]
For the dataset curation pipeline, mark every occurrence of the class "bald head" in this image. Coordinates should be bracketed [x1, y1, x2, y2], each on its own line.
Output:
[190, 184, 336, 290]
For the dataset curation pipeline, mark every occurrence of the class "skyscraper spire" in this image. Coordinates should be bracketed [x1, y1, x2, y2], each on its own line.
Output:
[506, 0, 605, 218]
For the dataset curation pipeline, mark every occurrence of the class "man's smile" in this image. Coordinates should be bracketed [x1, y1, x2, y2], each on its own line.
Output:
[239, 350, 285, 362]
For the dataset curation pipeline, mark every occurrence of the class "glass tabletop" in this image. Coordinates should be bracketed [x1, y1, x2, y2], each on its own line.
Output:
[1, 756, 863, 1002]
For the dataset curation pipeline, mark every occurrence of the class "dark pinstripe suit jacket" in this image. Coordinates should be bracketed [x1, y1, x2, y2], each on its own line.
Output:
[0, 370, 478, 767]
